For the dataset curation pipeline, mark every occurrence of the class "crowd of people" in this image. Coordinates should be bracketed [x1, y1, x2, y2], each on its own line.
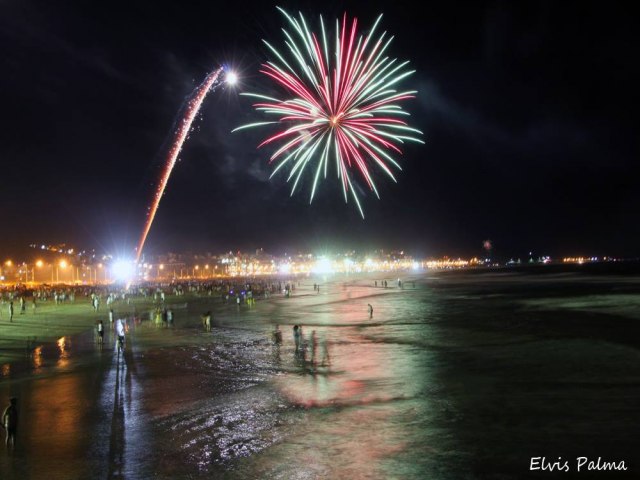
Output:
[0, 274, 413, 451]
[0, 277, 301, 309]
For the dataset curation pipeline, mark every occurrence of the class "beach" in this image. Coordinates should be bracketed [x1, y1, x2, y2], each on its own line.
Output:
[1, 269, 639, 479]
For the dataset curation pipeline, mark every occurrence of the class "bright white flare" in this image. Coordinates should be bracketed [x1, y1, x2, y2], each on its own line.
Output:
[226, 71, 238, 85]
[112, 260, 135, 282]
[313, 257, 334, 275]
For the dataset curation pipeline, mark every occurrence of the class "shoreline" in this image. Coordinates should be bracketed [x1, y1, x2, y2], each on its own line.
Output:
[1, 270, 639, 478]
[0, 275, 369, 376]
[0, 271, 419, 366]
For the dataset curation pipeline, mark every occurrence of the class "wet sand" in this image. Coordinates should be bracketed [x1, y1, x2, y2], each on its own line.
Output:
[1, 270, 640, 479]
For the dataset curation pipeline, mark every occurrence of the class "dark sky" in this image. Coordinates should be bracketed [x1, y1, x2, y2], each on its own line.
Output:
[1, 0, 638, 260]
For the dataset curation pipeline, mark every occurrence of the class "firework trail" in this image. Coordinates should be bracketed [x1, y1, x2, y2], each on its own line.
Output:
[136, 67, 224, 262]
[233, 8, 423, 217]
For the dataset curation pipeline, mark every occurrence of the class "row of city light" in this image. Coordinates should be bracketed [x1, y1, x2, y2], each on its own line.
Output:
[5, 252, 618, 284]
[100, 256, 429, 282]
[562, 256, 602, 264]
[4, 259, 107, 269]
[1, 255, 483, 283]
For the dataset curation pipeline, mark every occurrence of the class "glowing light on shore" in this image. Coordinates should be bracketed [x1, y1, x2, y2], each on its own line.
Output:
[425, 258, 468, 269]
[279, 263, 292, 274]
[112, 260, 135, 282]
[563, 256, 598, 264]
[57, 337, 67, 358]
[313, 257, 333, 274]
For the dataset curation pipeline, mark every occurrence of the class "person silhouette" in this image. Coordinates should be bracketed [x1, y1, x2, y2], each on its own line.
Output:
[273, 325, 283, 344]
[2, 397, 18, 447]
[97, 320, 104, 345]
[115, 319, 125, 351]
[293, 325, 302, 352]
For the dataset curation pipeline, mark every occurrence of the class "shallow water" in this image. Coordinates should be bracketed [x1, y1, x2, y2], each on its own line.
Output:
[1, 271, 639, 479]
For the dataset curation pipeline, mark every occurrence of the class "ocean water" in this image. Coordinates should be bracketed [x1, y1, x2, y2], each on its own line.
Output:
[1, 269, 639, 479]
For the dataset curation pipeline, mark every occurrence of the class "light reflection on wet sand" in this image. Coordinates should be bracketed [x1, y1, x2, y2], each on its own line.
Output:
[1, 273, 639, 479]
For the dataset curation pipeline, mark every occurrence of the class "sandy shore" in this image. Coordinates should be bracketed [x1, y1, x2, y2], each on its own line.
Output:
[2, 270, 638, 479]
[0, 294, 162, 366]
[0, 272, 411, 367]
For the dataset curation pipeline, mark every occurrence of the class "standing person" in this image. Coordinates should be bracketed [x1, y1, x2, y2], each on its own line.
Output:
[368, 304, 373, 319]
[96, 320, 104, 345]
[293, 325, 302, 352]
[19, 297, 25, 314]
[108, 308, 114, 330]
[272, 324, 283, 344]
[32, 297, 37, 314]
[166, 308, 173, 326]
[202, 311, 212, 332]
[116, 319, 125, 351]
[8, 301, 14, 322]
[320, 332, 331, 366]
[2, 397, 18, 447]
[310, 330, 318, 366]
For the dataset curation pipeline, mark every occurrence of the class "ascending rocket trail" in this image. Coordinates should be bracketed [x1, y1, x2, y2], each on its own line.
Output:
[136, 66, 226, 263]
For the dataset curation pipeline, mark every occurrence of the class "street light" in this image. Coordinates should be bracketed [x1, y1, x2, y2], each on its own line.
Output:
[34, 259, 44, 283]
[18, 263, 28, 284]
[56, 259, 69, 283]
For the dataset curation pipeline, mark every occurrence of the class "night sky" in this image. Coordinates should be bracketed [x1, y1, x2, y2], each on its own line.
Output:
[1, 0, 638, 260]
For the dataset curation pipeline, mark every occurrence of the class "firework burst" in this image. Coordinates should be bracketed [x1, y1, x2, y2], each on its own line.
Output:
[234, 8, 424, 217]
